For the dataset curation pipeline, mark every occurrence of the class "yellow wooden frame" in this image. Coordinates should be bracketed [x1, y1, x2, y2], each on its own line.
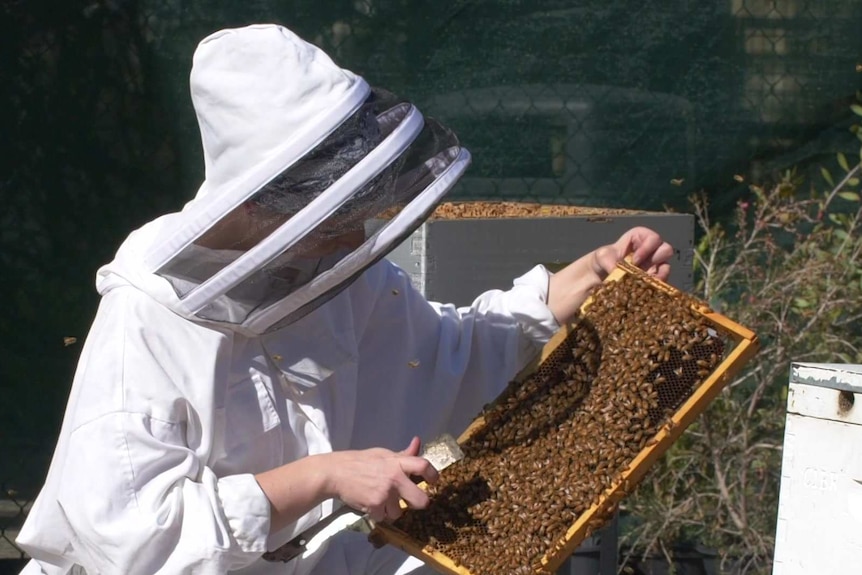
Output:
[373, 262, 759, 575]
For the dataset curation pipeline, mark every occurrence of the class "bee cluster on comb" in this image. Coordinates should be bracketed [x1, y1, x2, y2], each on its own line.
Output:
[385, 265, 744, 575]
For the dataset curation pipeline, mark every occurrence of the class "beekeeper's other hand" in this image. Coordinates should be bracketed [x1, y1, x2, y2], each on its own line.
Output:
[547, 226, 674, 325]
[256, 437, 438, 533]
[325, 436, 438, 523]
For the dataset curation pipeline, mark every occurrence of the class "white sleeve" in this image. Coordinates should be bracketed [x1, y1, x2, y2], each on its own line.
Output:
[445, 263, 561, 345]
[55, 412, 270, 574]
[429, 264, 561, 431]
[352, 262, 560, 446]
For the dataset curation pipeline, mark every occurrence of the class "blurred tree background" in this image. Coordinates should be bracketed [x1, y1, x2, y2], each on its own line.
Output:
[1, 0, 861, 572]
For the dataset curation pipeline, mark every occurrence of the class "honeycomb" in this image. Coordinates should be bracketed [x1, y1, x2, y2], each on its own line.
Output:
[428, 202, 645, 219]
[378, 263, 757, 575]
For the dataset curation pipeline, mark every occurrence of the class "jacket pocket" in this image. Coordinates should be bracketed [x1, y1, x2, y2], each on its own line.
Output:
[214, 373, 283, 475]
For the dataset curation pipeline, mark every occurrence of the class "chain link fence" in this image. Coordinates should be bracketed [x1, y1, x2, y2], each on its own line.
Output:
[2, 0, 861, 571]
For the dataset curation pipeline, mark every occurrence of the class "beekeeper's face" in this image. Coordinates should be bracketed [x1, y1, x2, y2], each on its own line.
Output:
[151, 90, 471, 333]
[291, 226, 366, 258]
[196, 201, 367, 258]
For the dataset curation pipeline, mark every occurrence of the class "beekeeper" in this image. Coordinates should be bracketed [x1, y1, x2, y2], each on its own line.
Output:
[17, 24, 674, 575]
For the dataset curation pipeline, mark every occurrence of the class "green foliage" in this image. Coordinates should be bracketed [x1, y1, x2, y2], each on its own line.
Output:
[620, 96, 862, 574]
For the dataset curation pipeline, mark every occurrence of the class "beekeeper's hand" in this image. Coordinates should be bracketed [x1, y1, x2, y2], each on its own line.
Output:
[547, 226, 673, 325]
[325, 436, 438, 522]
[256, 436, 438, 532]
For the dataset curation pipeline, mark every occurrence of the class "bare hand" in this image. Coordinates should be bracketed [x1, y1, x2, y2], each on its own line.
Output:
[547, 227, 674, 324]
[591, 226, 674, 280]
[326, 437, 438, 522]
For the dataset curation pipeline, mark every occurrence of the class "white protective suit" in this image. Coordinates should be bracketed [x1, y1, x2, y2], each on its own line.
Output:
[15, 24, 561, 575]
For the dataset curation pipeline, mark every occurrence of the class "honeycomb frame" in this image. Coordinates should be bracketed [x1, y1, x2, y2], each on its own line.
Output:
[372, 261, 759, 575]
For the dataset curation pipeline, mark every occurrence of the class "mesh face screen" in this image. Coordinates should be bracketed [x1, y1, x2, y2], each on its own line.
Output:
[391, 269, 737, 575]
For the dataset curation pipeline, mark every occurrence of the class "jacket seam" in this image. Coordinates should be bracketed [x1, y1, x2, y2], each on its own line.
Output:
[117, 294, 142, 511]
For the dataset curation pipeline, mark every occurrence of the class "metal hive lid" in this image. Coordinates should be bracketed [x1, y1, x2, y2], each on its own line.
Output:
[791, 363, 862, 394]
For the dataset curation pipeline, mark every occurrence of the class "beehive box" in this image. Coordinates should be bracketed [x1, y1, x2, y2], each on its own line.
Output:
[772, 363, 862, 575]
[369, 261, 758, 575]
[386, 202, 695, 302]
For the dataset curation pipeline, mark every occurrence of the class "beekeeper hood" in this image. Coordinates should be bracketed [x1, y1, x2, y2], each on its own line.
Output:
[138, 24, 470, 334]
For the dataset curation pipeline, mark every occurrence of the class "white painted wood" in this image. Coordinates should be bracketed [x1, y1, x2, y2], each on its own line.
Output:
[786, 383, 862, 426]
[773, 364, 862, 575]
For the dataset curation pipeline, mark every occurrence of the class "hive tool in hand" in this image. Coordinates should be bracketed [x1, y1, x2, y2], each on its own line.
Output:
[262, 433, 464, 563]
